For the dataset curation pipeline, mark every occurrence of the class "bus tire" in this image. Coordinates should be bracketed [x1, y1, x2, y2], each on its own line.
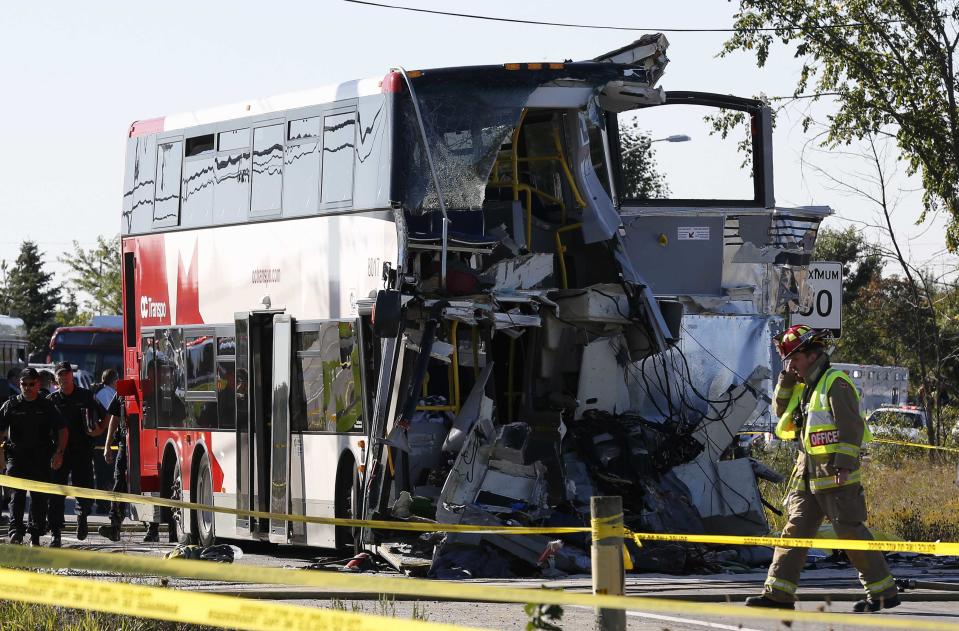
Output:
[165, 457, 195, 545]
[193, 451, 216, 548]
[334, 455, 361, 553]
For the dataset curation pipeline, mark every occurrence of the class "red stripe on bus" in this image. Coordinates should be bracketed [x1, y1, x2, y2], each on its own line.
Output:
[129, 117, 165, 138]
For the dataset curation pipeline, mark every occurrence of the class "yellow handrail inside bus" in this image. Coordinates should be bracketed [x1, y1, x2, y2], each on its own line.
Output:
[415, 320, 461, 414]
[554, 222, 583, 289]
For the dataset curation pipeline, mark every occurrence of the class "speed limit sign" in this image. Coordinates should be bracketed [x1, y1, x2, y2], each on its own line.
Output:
[792, 261, 843, 337]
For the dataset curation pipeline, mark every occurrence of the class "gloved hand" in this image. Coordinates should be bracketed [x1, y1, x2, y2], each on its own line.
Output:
[779, 370, 798, 388]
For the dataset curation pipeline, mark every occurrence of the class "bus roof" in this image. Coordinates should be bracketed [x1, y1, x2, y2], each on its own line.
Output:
[131, 75, 385, 138]
[130, 63, 630, 138]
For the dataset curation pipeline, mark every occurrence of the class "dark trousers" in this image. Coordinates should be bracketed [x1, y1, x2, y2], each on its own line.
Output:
[6, 457, 50, 536]
[48, 447, 95, 531]
[92, 441, 114, 511]
[110, 442, 128, 522]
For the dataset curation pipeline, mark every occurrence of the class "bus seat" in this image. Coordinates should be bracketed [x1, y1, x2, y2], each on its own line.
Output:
[406, 210, 500, 249]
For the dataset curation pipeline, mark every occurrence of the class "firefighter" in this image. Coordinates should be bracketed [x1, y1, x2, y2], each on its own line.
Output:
[0, 367, 67, 546]
[745, 325, 899, 613]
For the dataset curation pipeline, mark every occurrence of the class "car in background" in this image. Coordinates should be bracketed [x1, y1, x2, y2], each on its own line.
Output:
[28, 363, 94, 391]
[866, 405, 927, 442]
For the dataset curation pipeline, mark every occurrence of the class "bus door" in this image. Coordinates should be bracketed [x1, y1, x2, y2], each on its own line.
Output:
[234, 310, 283, 540]
[132, 333, 159, 493]
[269, 313, 294, 543]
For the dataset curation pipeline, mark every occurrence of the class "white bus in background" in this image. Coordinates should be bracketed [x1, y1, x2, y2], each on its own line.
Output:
[832, 362, 909, 415]
[0, 316, 28, 377]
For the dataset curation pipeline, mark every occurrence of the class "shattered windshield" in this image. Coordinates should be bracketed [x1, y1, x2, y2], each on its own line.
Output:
[395, 67, 623, 212]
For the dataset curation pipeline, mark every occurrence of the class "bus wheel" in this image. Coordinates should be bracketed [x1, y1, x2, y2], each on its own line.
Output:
[194, 451, 216, 548]
[334, 459, 361, 553]
[167, 459, 194, 545]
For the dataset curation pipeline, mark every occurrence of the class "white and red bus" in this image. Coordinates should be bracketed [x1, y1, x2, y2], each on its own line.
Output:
[119, 37, 798, 552]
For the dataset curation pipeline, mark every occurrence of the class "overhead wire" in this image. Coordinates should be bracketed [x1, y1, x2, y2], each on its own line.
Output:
[342, 1, 922, 34]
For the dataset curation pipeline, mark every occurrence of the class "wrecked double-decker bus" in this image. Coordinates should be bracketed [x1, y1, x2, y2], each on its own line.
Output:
[118, 35, 827, 574]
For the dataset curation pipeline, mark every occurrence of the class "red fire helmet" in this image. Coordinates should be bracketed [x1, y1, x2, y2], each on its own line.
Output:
[773, 324, 831, 358]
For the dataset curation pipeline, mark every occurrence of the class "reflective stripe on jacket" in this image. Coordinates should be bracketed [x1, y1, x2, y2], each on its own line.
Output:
[773, 367, 872, 493]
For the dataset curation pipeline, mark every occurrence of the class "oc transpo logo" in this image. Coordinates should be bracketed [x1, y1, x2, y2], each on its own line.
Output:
[140, 295, 168, 319]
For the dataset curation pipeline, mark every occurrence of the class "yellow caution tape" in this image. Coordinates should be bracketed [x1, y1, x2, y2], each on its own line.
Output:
[3, 542, 959, 630]
[590, 514, 625, 541]
[628, 530, 959, 556]
[871, 437, 959, 453]
[0, 474, 588, 536]
[0, 565, 481, 631]
[4, 473, 958, 556]
[740, 431, 959, 453]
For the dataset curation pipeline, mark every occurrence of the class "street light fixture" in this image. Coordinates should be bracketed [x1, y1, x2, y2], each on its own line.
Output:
[621, 134, 692, 158]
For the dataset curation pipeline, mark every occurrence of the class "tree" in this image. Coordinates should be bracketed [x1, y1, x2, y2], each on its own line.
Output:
[812, 226, 884, 306]
[55, 288, 89, 328]
[723, 1, 959, 249]
[4, 240, 61, 355]
[619, 120, 670, 199]
[59, 235, 121, 315]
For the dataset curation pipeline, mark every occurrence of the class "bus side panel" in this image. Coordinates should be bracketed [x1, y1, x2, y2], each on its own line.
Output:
[297, 435, 363, 548]
[204, 430, 237, 539]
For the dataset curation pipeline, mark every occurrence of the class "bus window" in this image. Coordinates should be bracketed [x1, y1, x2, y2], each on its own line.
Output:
[283, 118, 320, 217]
[153, 141, 183, 228]
[214, 129, 251, 223]
[185, 335, 215, 392]
[141, 335, 157, 429]
[156, 329, 186, 428]
[217, 360, 236, 429]
[182, 153, 215, 227]
[291, 322, 362, 433]
[251, 124, 284, 216]
[320, 111, 355, 206]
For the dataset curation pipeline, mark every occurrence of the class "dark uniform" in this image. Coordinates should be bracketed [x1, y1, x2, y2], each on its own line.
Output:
[47, 385, 105, 538]
[0, 395, 65, 540]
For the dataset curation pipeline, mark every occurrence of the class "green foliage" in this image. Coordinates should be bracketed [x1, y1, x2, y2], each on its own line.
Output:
[812, 227, 883, 305]
[0, 240, 61, 355]
[618, 120, 670, 199]
[703, 93, 774, 169]
[59, 235, 121, 315]
[524, 602, 564, 631]
[0, 600, 218, 630]
[754, 442, 959, 539]
[55, 289, 91, 328]
[723, 0, 959, 250]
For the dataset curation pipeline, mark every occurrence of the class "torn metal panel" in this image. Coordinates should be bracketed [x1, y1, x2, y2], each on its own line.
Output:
[480, 253, 554, 291]
[672, 458, 768, 536]
[629, 314, 781, 429]
[576, 335, 632, 417]
[567, 109, 622, 244]
[443, 361, 495, 452]
[591, 33, 671, 86]
[690, 365, 770, 461]
[550, 284, 631, 323]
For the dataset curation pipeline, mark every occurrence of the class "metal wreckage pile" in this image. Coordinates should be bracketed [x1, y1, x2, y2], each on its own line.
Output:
[357, 36, 830, 579]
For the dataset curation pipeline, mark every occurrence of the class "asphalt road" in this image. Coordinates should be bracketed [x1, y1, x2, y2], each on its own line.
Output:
[17, 513, 959, 630]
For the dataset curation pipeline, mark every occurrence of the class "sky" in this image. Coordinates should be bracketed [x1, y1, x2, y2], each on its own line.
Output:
[0, 0, 954, 290]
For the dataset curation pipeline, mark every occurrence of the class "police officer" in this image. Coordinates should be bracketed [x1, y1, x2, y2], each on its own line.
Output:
[0, 367, 67, 545]
[47, 361, 108, 547]
[97, 390, 160, 543]
[745, 325, 899, 613]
